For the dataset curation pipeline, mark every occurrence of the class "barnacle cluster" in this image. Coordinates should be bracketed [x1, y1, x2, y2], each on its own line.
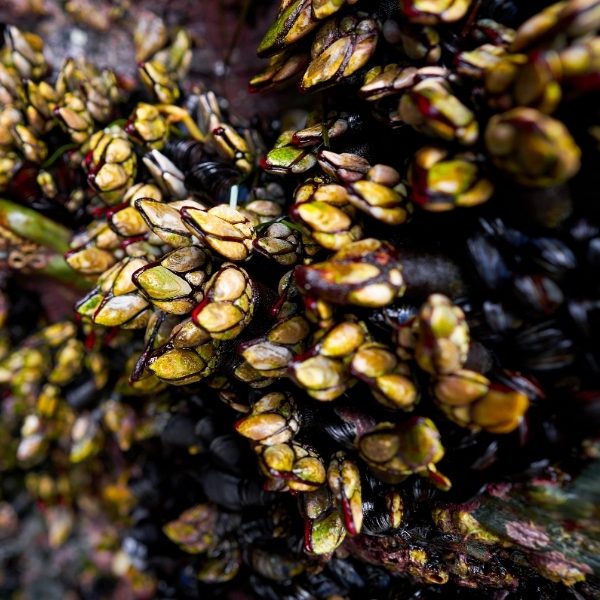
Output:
[1, 1, 600, 598]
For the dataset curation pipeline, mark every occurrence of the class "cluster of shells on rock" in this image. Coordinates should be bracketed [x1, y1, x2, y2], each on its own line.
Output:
[0, 1, 600, 598]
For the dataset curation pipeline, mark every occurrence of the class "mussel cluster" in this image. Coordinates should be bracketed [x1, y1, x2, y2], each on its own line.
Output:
[0, 1, 600, 598]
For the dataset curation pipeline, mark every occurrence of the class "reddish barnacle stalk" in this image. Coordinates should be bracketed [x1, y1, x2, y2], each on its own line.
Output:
[358, 417, 451, 490]
[433, 370, 530, 433]
[235, 391, 301, 445]
[191, 263, 255, 340]
[181, 205, 256, 262]
[485, 107, 581, 186]
[294, 239, 406, 307]
[399, 0, 475, 25]
[301, 486, 347, 555]
[409, 146, 494, 211]
[235, 315, 311, 387]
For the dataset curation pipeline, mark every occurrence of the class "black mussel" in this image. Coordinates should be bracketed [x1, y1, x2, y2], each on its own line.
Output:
[512, 321, 575, 372]
[321, 405, 376, 450]
[185, 161, 248, 205]
[198, 467, 273, 511]
[526, 238, 577, 280]
[467, 234, 512, 291]
[511, 274, 564, 316]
